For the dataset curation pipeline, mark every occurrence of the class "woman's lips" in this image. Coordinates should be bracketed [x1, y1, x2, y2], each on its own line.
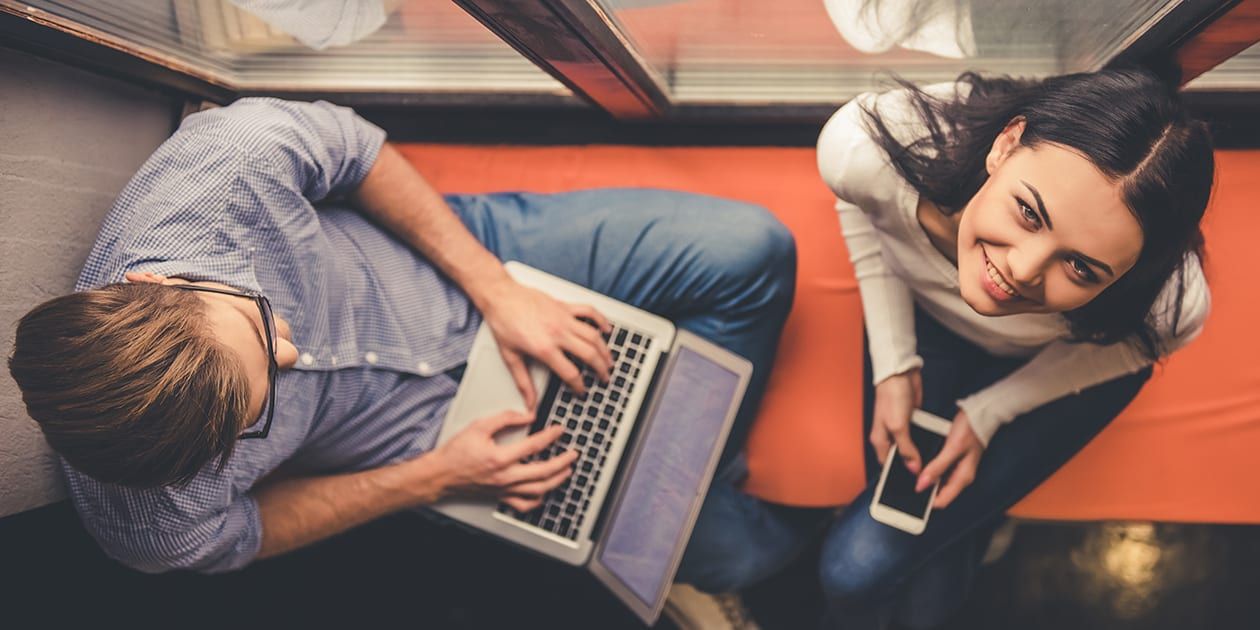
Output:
[980, 248, 1023, 303]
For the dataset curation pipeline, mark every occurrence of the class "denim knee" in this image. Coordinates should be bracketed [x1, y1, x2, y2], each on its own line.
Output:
[697, 203, 796, 300]
[679, 506, 799, 594]
[676, 461, 813, 593]
[818, 518, 903, 611]
[732, 205, 796, 278]
[683, 545, 786, 594]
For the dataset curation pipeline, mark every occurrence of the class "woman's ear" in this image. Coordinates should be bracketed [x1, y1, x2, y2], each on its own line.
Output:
[985, 117, 1027, 175]
[123, 271, 168, 284]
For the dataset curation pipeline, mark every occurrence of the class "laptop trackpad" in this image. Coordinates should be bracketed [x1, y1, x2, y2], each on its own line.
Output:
[460, 335, 550, 447]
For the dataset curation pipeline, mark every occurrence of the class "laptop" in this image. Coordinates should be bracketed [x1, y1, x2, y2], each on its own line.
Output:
[433, 261, 752, 625]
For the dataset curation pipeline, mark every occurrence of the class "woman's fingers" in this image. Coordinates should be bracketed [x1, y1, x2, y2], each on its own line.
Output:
[870, 424, 892, 465]
[933, 450, 979, 509]
[917, 443, 960, 492]
[890, 421, 921, 474]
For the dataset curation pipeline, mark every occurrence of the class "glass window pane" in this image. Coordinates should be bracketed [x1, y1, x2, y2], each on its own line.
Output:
[8, 0, 570, 95]
[1185, 42, 1260, 91]
[595, 0, 1181, 103]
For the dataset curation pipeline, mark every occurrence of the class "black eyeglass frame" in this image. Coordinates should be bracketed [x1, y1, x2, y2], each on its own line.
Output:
[171, 283, 278, 440]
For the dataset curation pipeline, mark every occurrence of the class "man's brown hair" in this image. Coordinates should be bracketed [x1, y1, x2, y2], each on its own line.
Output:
[8, 283, 250, 488]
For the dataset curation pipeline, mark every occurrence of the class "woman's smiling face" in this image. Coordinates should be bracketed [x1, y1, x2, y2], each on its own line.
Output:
[955, 119, 1145, 317]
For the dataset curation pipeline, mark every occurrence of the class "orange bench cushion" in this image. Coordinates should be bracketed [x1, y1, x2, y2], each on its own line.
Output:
[399, 144, 1260, 524]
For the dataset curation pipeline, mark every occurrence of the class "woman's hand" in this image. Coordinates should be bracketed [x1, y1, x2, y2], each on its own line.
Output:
[916, 410, 984, 509]
[478, 278, 614, 409]
[432, 410, 578, 512]
[871, 368, 924, 474]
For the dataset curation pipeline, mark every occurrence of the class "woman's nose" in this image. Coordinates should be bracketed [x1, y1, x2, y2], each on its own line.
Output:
[1007, 245, 1047, 288]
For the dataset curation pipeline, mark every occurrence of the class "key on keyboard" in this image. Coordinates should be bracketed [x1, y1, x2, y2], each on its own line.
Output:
[497, 321, 655, 541]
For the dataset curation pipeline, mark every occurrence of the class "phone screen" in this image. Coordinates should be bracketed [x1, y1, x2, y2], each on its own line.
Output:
[877, 423, 948, 517]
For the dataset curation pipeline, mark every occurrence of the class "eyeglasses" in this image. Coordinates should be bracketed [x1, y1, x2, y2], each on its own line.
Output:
[171, 284, 278, 440]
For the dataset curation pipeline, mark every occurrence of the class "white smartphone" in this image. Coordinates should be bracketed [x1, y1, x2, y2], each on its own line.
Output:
[869, 409, 952, 535]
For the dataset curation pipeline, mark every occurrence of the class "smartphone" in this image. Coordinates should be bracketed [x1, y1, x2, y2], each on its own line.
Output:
[869, 409, 952, 535]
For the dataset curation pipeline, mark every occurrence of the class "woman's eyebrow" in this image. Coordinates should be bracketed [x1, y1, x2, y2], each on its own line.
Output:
[1020, 180, 1053, 230]
[1074, 252, 1116, 278]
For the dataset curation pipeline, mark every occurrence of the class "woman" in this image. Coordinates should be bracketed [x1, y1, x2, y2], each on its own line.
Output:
[672, 67, 1213, 628]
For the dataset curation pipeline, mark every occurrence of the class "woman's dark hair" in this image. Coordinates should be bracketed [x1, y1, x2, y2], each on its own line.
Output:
[862, 66, 1214, 359]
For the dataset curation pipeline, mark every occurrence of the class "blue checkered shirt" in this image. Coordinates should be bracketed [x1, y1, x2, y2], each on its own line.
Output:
[63, 98, 480, 573]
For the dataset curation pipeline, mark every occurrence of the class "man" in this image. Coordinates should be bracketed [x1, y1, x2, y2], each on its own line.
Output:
[8, 98, 795, 574]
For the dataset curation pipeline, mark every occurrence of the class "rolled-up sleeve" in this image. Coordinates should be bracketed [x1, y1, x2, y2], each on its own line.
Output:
[63, 464, 264, 574]
[179, 97, 386, 203]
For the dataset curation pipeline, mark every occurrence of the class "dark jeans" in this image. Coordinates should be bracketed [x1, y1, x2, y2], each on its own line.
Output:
[676, 308, 1152, 629]
[447, 188, 797, 458]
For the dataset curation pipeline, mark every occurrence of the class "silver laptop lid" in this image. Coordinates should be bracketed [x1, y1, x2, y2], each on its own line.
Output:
[587, 330, 752, 625]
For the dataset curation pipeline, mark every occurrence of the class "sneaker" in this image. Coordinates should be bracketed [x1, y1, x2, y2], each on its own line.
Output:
[980, 518, 1019, 565]
[663, 583, 762, 630]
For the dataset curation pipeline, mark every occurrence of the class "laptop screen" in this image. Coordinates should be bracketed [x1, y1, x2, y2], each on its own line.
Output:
[594, 345, 742, 607]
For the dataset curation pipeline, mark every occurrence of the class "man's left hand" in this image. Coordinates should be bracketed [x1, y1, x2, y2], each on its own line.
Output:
[479, 279, 614, 409]
[916, 410, 984, 509]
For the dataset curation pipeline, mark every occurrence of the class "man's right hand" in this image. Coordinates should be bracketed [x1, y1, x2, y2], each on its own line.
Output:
[430, 410, 577, 512]
[870, 368, 924, 475]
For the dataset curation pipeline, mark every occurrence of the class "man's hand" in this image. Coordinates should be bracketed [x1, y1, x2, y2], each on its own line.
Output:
[347, 145, 613, 406]
[479, 278, 614, 408]
[431, 410, 578, 512]
[871, 368, 924, 475]
[916, 410, 983, 509]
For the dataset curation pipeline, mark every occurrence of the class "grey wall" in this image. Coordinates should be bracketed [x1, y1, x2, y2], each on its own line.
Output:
[0, 47, 177, 517]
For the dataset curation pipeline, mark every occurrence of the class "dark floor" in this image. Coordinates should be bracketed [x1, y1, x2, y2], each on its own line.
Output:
[2, 502, 1257, 628]
[744, 520, 1260, 630]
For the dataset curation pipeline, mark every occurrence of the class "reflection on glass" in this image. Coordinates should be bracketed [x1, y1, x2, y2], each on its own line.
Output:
[5, 0, 569, 93]
[223, 0, 392, 51]
[1186, 41, 1260, 91]
[596, 0, 1180, 103]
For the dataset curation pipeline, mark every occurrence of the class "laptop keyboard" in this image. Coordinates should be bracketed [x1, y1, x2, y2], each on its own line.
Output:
[497, 322, 654, 541]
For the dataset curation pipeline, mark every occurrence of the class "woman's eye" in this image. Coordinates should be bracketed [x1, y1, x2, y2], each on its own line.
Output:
[1018, 201, 1040, 227]
[1068, 258, 1097, 282]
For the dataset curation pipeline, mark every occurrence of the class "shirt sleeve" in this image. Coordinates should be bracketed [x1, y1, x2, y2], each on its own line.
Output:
[818, 95, 923, 384]
[75, 97, 387, 292]
[62, 463, 264, 574]
[957, 255, 1211, 446]
[179, 97, 387, 203]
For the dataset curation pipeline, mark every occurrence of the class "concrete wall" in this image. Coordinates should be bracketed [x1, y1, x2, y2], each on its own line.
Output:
[0, 47, 177, 517]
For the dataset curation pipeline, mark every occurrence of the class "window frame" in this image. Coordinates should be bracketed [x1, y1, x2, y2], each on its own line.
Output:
[2, 0, 1258, 118]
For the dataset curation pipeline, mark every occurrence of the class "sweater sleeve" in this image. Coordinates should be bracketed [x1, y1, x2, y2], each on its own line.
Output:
[957, 254, 1211, 446]
[818, 95, 923, 384]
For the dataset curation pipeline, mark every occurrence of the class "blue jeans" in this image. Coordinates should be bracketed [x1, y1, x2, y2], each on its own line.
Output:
[676, 309, 1152, 629]
[447, 188, 796, 456]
